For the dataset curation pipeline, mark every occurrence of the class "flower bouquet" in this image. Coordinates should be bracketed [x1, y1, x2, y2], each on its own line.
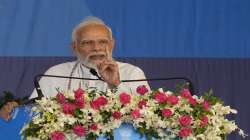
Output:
[21, 85, 246, 140]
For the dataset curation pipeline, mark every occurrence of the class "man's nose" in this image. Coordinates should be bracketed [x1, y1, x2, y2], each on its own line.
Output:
[92, 41, 102, 51]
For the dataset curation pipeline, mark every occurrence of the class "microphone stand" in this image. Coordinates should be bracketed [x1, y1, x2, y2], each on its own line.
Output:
[23, 70, 194, 105]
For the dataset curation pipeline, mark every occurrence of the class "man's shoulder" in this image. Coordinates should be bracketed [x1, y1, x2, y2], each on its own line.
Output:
[44, 61, 77, 75]
[116, 61, 147, 81]
[117, 61, 143, 72]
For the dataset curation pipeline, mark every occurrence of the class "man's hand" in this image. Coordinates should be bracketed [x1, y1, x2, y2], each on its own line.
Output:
[0, 101, 18, 121]
[97, 60, 120, 88]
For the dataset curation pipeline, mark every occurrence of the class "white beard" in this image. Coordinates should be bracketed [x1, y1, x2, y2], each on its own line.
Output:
[76, 48, 111, 70]
[76, 53, 97, 70]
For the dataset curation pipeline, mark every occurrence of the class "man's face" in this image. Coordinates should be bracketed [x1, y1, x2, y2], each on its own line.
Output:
[72, 24, 114, 67]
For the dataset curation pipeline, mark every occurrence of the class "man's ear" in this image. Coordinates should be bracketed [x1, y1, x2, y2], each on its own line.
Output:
[71, 41, 78, 52]
[71, 41, 79, 57]
[109, 39, 115, 53]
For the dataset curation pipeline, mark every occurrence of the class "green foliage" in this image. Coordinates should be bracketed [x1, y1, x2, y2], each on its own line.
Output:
[194, 126, 207, 135]
[137, 122, 160, 140]
[64, 123, 73, 130]
[203, 89, 224, 105]
[100, 110, 111, 123]
[146, 128, 161, 140]
[47, 113, 57, 124]
[22, 121, 42, 138]
[105, 130, 114, 140]
[73, 108, 83, 118]
[88, 88, 98, 99]
[85, 132, 98, 140]
[175, 81, 189, 93]
[220, 133, 227, 140]
[191, 104, 211, 119]
[138, 122, 147, 137]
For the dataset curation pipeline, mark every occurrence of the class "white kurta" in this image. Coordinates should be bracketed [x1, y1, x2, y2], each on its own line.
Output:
[30, 61, 149, 98]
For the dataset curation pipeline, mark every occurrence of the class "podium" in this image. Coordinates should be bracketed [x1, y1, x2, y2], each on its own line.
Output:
[0, 106, 180, 140]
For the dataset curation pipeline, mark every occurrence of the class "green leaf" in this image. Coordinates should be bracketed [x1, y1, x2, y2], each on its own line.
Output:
[73, 108, 82, 118]
[22, 121, 42, 138]
[203, 89, 224, 105]
[105, 131, 114, 140]
[86, 132, 97, 140]
[100, 110, 111, 123]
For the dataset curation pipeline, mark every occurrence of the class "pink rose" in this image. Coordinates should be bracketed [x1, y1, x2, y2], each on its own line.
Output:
[50, 131, 65, 140]
[200, 116, 209, 127]
[136, 85, 149, 95]
[188, 97, 197, 106]
[131, 109, 140, 119]
[181, 88, 192, 98]
[56, 93, 66, 104]
[90, 100, 101, 110]
[138, 99, 147, 109]
[167, 95, 179, 105]
[62, 103, 76, 115]
[73, 124, 86, 137]
[90, 96, 108, 110]
[119, 93, 131, 105]
[203, 100, 210, 110]
[161, 108, 173, 118]
[75, 98, 85, 108]
[90, 123, 98, 131]
[154, 92, 168, 103]
[96, 96, 108, 106]
[112, 111, 122, 120]
[74, 87, 84, 99]
[178, 127, 192, 137]
[179, 115, 192, 126]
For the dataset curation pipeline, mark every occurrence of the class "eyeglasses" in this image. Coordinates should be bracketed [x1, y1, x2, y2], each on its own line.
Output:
[78, 38, 110, 48]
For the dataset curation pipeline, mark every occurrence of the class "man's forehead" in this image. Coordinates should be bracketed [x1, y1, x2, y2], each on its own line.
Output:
[80, 37, 110, 41]
[79, 24, 110, 36]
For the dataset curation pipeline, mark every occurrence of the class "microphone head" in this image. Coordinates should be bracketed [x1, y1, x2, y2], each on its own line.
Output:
[90, 68, 98, 76]
[89, 68, 103, 81]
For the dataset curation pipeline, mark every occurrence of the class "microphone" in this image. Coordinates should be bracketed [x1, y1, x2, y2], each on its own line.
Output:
[89, 68, 103, 80]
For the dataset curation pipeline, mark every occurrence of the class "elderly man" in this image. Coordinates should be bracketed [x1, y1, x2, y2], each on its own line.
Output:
[0, 17, 149, 120]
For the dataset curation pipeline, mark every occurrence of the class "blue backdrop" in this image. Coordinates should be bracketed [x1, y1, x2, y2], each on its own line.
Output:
[0, 0, 249, 57]
[0, 0, 249, 140]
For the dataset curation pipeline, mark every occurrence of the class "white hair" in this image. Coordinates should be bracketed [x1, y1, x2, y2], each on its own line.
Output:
[72, 16, 113, 42]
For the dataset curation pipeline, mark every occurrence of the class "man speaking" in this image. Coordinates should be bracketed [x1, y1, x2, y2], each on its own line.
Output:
[0, 16, 149, 120]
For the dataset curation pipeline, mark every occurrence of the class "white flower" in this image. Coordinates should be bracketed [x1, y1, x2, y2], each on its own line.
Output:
[192, 95, 199, 100]
[166, 91, 173, 95]
[179, 104, 193, 113]
[158, 88, 164, 93]
[230, 108, 237, 114]
[238, 128, 248, 138]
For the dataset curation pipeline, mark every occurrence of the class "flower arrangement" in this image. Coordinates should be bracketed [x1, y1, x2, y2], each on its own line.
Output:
[21, 86, 246, 140]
